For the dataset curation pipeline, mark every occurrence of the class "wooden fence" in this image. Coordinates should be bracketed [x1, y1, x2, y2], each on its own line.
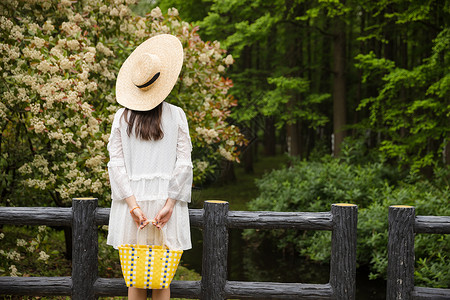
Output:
[0, 198, 358, 299]
[387, 205, 450, 300]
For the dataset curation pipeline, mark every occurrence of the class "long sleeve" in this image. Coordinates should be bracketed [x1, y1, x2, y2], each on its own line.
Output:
[167, 108, 193, 203]
[107, 111, 133, 201]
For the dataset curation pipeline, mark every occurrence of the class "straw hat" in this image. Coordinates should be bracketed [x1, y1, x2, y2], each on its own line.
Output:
[115, 34, 183, 111]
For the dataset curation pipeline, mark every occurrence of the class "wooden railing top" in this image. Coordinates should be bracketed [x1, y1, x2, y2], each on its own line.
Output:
[0, 207, 333, 230]
[2, 206, 448, 233]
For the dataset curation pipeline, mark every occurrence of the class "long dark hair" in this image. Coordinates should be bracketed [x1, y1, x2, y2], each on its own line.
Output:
[123, 102, 164, 141]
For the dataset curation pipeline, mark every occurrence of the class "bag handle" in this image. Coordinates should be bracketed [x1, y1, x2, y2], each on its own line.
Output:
[136, 225, 167, 248]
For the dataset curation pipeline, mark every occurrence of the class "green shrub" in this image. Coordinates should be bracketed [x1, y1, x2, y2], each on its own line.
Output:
[246, 158, 450, 287]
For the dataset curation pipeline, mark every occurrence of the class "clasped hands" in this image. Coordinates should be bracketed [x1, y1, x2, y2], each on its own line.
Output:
[128, 197, 176, 230]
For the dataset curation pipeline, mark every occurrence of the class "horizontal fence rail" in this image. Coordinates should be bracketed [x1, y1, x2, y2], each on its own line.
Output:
[0, 199, 358, 299]
[387, 205, 450, 300]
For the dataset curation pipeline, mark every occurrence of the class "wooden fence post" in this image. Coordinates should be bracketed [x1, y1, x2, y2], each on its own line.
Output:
[72, 198, 98, 300]
[201, 200, 229, 300]
[387, 205, 415, 300]
[330, 203, 358, 300]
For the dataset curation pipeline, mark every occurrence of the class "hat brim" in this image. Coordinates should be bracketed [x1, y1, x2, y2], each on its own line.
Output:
[116, 34, 183, 111]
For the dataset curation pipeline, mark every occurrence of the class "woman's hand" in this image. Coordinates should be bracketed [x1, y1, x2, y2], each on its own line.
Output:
[125, 195, 149, 229]
[154, 198, 177, 229]
[131, 207, 150, 229]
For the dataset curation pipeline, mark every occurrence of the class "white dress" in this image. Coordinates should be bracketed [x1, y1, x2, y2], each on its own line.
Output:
[106, 102, 192, 251]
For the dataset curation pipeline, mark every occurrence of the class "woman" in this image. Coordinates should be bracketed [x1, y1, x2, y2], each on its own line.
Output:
[106, 34, 192, 300]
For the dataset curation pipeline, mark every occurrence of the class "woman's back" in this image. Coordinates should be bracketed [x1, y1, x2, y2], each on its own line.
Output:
[108, 102, 192, 202]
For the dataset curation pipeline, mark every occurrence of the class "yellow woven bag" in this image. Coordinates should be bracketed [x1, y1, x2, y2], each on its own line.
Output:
[118, 228, 183, 289]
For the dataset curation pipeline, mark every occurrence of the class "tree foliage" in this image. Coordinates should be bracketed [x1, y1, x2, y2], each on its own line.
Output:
[154, 0, 450, 169]
[0, 0, 246, 207]
[356, 28, 450, 172]
[246, 154, 450, 287]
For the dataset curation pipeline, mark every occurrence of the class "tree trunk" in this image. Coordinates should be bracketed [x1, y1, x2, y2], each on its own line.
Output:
[332, 17, 347, 156]
[445, 138, 450, 166]
[243, 142, 255, 173]
[263, 116, 276, 156]
[219, 160, 236, 184]
[287, 120, 302, 157]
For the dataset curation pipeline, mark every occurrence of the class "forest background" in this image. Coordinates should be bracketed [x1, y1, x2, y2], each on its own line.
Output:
[0, 0, 449, 292]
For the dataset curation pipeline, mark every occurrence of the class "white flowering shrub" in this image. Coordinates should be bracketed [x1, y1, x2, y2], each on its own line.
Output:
[0, 226, 51, 276]
[0, 0, 246, 206]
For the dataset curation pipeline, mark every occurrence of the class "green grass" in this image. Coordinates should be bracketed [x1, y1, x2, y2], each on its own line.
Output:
[192, 152, 291, 210]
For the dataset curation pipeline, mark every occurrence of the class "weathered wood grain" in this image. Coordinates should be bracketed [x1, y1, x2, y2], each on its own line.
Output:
[225, 281, 334, 299]
[329, 204, 358, 300]
[415, 215, 450, 234]
[95, 207, 110, 225]
[412, 287, 450, 299]
[201, 201, 229, 300]
[227, 211, 332, 230]
[72, 198, 98, 300]
[169, 280, 202, 298]
[387, 206, 415, 300]
[189, 209, 204, 228]
[0, 207, 72, 226]
[0, 277, 71, 295]
[94, 278, 201, 298]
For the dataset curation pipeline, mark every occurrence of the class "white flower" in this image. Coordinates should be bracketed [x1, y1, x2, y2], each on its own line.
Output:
[96, 42, 114, 56]
[218, 65, 225, 72]
[207, 129, 219, 139]
[110, 8, 119, 17]
[27, 245, 35, 253]
[72, 13, 84, 23]
[23, 47, 42, 60]
[212, 109, 222, 117]
[168, 7, 179, 17]
[184, 77, 193, 87]
[199, 53, 209, 64]
[150, 7, 162, 18]
[61, 0, 71, 6]
[7, 250, 21, 261]
[224, 54, 234, 65]
[99, 5, 108, 13]
[213, 40, 221, 49]
[30, 103, 40, 114]
[86, 82, 97, 92]
[9, 265, 21, 277]
[67, 39, 80, 50]
[135, 29, 146, 38]
[28, 23, 40, 34]
[16, 239, 27, 247]
[196, 161, 209, 173]
[50, 47, 62, 58]
[0, 16, 13, 30]
[31, 118, 46, 133]
[219, 147, 234, 161]
[84, 52, 95, 63]
[43, 20, 54, 32]
[38, 225, 47, 233]
[18, 163, 32, 174]
[59, 58, 72, 70]
[119, 6, 129, 18]
[0, 233, 4, 239]
[38, 251, 49, 261]
[226, 140, 235, 146]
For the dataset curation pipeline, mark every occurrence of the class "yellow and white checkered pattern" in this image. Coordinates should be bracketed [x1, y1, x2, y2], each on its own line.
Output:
[118, 244, 183, 289]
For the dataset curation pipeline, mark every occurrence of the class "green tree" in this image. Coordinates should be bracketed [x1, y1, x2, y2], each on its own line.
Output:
[355, 15, 450, 173]
[153, 0, 450, 173]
